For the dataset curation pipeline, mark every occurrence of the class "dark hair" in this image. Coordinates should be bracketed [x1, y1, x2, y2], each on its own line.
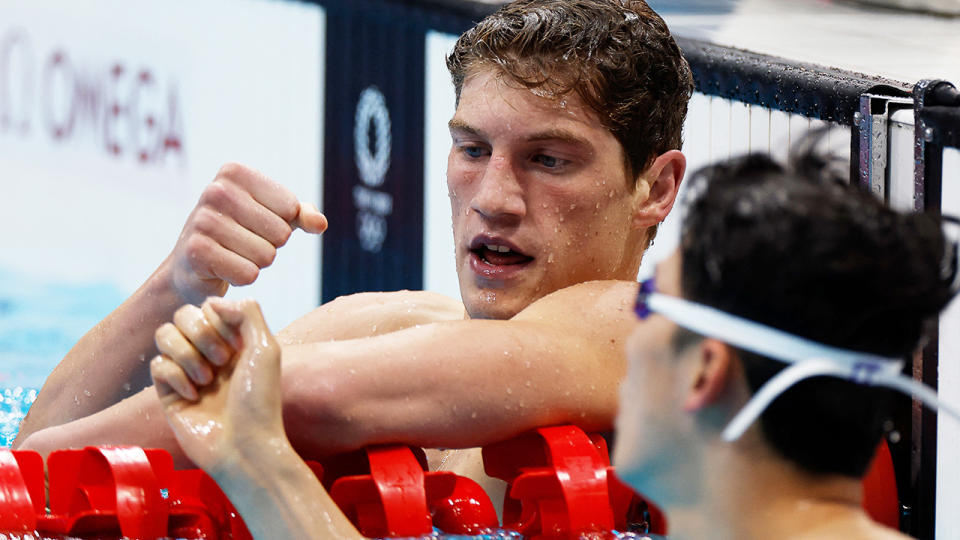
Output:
[677, 146, 958, 477]
[446, 0, 694, 180]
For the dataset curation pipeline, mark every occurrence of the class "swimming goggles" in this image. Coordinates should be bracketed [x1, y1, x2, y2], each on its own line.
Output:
[634, 278, 960, 442]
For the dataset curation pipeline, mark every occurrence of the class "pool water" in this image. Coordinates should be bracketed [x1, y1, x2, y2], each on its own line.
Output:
[0, 386, 36, 446]
[0, 265, 128, 447]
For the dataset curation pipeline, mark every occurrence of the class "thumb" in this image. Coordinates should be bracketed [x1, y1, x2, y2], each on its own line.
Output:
[293, 201, 328, 234]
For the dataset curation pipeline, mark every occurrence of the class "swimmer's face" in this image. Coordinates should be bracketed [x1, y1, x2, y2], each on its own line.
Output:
[447, 68, 651, 319]
[614, 271, 703, 506]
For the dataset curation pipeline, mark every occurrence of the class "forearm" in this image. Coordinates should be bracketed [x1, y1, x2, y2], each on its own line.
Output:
[16, 262, 187, 444]
[212, 440, 362, 540]
[16, 387, 191, 466]
[280, 319, 624, 457]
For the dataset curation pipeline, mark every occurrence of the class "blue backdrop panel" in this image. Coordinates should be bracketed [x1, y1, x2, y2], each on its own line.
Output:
[322, 1, 430, 301]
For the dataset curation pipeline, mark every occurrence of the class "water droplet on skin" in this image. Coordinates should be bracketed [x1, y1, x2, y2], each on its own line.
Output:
[559, 216, 565, 223]
[371, 324, 377, 333]
[547, 253, 555, 263]
[608, 190, 615, 198]
[525, 380, 532, 387]
[83, 390, 92, 397]
[569, 203, 577, 210]
[123, 383, 131, 392]
[471, 411, 478, 419]
[554, 225, 560, 233]
[73, 395, 80, 406]
[506, 387, 513, 395]
[595, 202, 601, 210]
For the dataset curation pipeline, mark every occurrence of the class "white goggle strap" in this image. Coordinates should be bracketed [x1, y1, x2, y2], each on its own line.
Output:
[643, 292, 960, 441]
[645, 293, 896, 367]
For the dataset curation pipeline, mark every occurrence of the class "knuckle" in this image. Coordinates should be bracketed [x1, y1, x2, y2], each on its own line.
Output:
[201, 180, 233, 208]
[275, 224, 293, 246]
[217, 162, 246, 180]
[190, 207, 219, 235]
[235, 265, 259, 286]
[183, 235, 209, 262]
[257, 246, 278, 268]
[155, 323, 177, 349]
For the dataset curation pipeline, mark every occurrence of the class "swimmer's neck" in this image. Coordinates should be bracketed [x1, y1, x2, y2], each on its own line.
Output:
[668, 438, 902, 540]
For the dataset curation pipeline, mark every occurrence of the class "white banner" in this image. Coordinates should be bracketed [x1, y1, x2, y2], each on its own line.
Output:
[0, 0, 324, 388]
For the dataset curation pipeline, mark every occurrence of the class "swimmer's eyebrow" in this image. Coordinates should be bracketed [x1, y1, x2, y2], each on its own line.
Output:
[525, 128, 594, 153]
[448, 119, 480, 136]
[449, 120, 594, 153]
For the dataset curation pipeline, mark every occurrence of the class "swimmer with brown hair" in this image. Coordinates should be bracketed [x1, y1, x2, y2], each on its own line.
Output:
[18, 0, 693, 507]
[153, 143, 960, 539]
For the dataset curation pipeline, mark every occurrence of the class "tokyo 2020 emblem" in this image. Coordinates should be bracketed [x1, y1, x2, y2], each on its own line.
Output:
[354, 87, 391, 188]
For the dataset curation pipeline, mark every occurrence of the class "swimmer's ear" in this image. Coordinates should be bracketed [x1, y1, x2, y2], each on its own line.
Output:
[633, 150, 686, 229]
[683, 338, 732, 412]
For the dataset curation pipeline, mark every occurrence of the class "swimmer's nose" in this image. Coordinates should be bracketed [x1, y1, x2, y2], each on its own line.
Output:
[470, 154, 526, 222]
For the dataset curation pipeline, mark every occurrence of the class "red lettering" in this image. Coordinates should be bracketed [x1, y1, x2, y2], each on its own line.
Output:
[103, 62, 126, 155]
[0, 29, 33, 135]
[43, 50, 73, 140]
[160, 84, 184, 166]
[2, 26, 185, 168]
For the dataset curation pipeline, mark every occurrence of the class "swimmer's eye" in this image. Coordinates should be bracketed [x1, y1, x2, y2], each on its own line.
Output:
[532, 154, 569, 170]
[460, 145, 489, 159]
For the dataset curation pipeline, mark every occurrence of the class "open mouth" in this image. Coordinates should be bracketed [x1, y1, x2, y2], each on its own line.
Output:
[468, 238, 535, 279]
[472, 243, 535, 266]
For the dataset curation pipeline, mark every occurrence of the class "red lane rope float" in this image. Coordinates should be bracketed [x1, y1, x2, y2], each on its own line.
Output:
[327, 445, 499, 537]
[0, 449, 42, 531]
[0, 430, 899, 538]
[482, 425, 667, 538]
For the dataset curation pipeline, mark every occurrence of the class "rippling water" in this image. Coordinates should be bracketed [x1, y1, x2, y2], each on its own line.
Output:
[0, 386, 37, 446]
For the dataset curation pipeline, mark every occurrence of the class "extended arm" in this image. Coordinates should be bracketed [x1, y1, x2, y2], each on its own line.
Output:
[15, 164, 327, 445]
[19, 281, 637, 463]
[280, 282, 634, 456]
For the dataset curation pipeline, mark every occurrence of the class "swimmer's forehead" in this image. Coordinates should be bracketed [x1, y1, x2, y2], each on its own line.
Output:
[449, 70, 608, 156]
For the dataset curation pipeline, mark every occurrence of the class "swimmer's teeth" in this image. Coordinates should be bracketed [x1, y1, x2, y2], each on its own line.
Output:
[485, 244, 512, 253]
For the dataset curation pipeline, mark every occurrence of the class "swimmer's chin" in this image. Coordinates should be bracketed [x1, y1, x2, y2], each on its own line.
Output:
[462, 296, 526, 320]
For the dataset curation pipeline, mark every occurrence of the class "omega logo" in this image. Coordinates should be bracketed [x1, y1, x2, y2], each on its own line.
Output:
[352, 86, 393, 253]
[0, 27, 185, 167]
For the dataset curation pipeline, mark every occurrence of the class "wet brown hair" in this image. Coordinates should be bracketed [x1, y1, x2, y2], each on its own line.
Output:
[446, 0, 694, 181]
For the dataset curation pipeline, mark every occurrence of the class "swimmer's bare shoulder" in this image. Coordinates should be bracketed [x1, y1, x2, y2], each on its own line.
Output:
[278, 290, 466, 345]
[507, 280, 641, 372]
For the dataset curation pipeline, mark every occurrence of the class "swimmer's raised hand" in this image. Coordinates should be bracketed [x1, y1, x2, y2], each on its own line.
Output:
[167, 164, 328, 305]
[151, 298, 285, 473]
